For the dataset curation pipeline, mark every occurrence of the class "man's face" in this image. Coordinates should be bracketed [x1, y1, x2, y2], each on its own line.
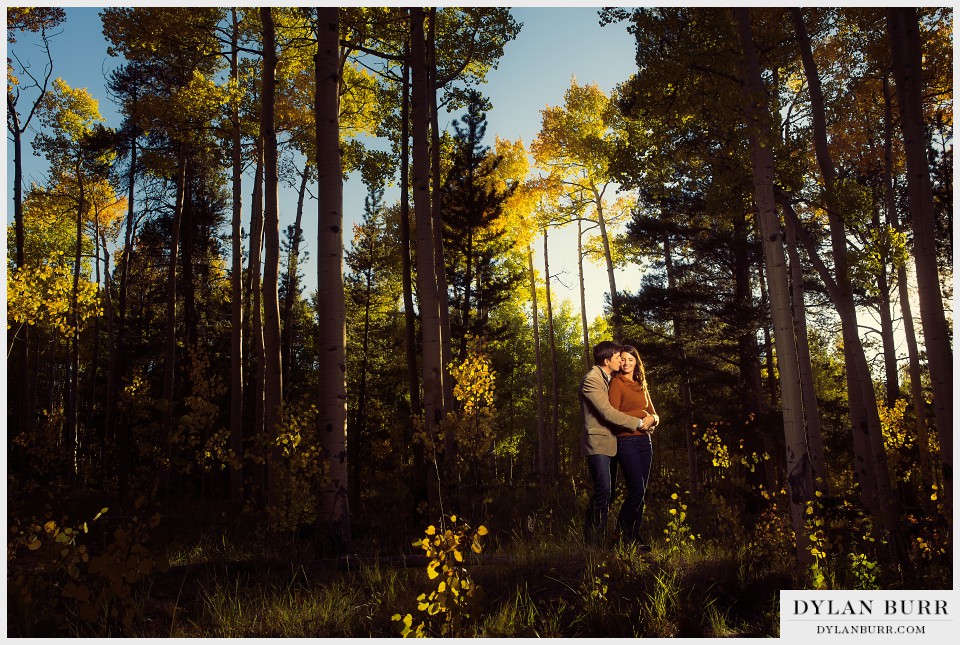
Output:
[605, 352, 622, 372]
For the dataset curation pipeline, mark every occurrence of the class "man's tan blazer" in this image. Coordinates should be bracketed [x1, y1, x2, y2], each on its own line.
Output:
[579, 365, 641, 457]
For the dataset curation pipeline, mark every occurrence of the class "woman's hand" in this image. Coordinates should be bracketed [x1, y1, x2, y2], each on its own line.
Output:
[641, 415, 656, 433]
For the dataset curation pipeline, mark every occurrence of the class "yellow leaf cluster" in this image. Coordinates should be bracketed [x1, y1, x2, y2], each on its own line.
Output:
[7, 253, 100, 335]
[878, 398, 913, 452]
[398, 515, 487, 636]
[42, 78, 105, 141]
[449, 335, 496, 413]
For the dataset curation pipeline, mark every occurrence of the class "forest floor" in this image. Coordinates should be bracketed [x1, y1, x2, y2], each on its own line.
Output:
[7, 485, 949, 637]
[126, 523, 791, 637]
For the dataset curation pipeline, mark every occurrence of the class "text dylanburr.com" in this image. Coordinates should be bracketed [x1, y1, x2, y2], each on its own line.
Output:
[780, 590, 956, 640]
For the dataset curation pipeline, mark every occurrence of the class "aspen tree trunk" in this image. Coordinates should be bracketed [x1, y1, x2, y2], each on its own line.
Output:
[529, 245, 548, 486]
[410, 7, 446, 481]
[399, 42, 420, 415]
[734, 210, 776, 489]
[733, 212, 764, 419]
[792, 10, 881, 512]
[872, 203, 900, 405]
[756, 262, 779, 410]
[282, 166, 309, 397]
[734, 8, 813, 564]
[10, 109, 26, 273]
[91, 213, 103, 450]
[543, 229, 560, 478]
[350, 235, 374, 511]
[9, 108, 31, 472]
[400, 42, 427, 516]
[887, 8, 953, 504]
[65, 165, 85, 479]
[89, 212, 111, 464]
[883, 74, 933, 494]
[784, 223, 826, 491]
[427, 8, 455, 466]
[577, 219, 591, 370]
[594, 192, 621, 339]
[792, 10, 909, 570]
[314, 6, 351, 551]
[261, 7, 283, 509]
[755, 264, 784, 487]
[782, 202, 911, 572]
[160, 148, 187, 494]
[229, 7, 244, 504]
[99, 230, 115, 465]
[248, 141, 266, 499]
[899, 266, 934, 493]
[476, 263, 489, 332]
[460, 231, 475, 358]
[764, 65, 790, 490]
[112, 127, 138, 502]
[842, 343, 880, 511]
[8, 20, 59, 458]
[664, 231, 698, 495]
[182, 178, 197, 363]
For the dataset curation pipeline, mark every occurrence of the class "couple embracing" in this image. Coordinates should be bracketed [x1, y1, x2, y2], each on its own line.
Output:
[579, 340, 659, 550]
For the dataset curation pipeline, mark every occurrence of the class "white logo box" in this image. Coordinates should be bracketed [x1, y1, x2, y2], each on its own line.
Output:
[780, 590, 956, 642]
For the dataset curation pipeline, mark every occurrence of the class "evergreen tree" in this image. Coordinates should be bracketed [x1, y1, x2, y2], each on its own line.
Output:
[441, 90, 522, 359]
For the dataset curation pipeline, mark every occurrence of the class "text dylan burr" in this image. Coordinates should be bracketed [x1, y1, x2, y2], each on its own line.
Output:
[793, 599, 948, 616]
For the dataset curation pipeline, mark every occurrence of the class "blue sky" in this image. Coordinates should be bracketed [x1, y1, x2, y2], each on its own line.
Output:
[6, 6, 642, 327]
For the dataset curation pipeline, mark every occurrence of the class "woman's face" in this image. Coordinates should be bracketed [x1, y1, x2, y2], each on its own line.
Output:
[620, 351, 636, 376]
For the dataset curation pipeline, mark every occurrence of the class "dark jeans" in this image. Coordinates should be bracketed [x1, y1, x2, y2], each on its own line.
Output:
[584, 453, 617, 545]
[614, 434, 653, 543]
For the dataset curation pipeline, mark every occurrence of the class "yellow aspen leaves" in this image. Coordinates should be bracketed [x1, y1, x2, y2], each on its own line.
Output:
[398, 515, 487, 636]
[7, 255, 101, 336]
[450, 335, 497, 413]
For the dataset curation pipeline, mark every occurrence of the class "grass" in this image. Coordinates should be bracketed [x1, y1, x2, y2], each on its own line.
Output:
[181, 572, 369, 637]
[145, 559, 415, 637]
[138, 520, 787, 637]
[477, 587, 542, 637]
[8, 484, 951, 638]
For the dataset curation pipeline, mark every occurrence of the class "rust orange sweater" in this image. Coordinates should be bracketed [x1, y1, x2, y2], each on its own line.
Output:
[608, 374, 657, 436]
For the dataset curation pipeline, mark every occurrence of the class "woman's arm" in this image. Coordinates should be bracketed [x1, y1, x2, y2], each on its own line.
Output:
[645, 387, 659, 427]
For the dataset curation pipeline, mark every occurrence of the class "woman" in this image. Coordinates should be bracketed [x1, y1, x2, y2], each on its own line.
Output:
[608, 345, 658, 549]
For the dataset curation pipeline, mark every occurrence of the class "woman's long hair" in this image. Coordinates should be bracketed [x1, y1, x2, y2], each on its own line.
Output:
[619, 345, 647, 389]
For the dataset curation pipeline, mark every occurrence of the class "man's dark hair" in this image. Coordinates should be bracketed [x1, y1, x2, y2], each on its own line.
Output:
[593, 340, 622, 366]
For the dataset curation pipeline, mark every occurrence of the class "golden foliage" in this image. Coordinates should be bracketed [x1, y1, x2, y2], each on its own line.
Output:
[39, 78, 105, 141]
[7, 252, 100, 335]
[450, 335, 496, 415]
[446, 336, 498, 470]
[393, 515, 487, 637]
[261, 404, 328, 533]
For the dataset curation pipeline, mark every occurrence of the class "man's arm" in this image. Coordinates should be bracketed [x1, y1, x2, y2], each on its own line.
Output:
[581, 371, 641, 432]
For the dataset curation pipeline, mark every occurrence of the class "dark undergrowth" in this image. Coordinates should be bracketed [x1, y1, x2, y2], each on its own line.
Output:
[7, 479, 951, 637]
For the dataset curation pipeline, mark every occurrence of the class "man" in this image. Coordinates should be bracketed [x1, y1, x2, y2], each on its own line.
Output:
[579, 340, 651, 545]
